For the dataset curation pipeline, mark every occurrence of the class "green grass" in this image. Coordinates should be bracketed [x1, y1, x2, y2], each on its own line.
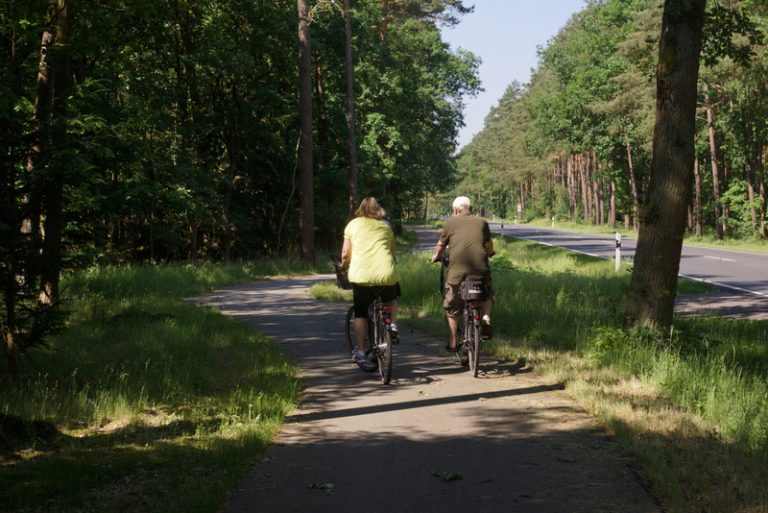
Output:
[0, 260, 312, 513]
[386, 235, 768, 513]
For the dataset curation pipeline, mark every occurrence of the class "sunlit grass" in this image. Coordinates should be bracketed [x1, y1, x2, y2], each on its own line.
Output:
[0, 261, 304, 513]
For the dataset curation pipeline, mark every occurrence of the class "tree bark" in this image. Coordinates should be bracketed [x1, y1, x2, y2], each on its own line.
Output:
[28, 0, 71, 304]
[609, 179, 617, 228]
[626, 139, 640, 229]
[567, 154, 577, 218]
[297, 0, 315, 263]
[745, 160, 757, 232]
[579, 154, 589, 222]
[693, 156, 702, 237]
[380, 0, 389, 42]
[344, 0, 359, 215]
[625, 0, 706, 329]
[758, 149, 766, 238]
[705, 94, 724, 240]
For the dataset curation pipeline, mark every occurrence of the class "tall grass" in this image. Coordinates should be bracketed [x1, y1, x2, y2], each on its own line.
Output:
[392, 235, 768, 513]
[0, 260, 309, 513]
[400, 237, 634, 349]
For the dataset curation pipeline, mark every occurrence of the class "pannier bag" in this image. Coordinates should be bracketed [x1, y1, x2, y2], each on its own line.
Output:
[460, 274, 488, 301]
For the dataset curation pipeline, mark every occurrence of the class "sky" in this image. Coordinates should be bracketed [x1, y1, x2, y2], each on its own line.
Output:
[441, 0, 587, 149]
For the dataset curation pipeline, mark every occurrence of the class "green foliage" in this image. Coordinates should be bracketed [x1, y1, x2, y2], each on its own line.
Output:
[703, 2, 764, 66]
[720, 178, 761, 237]
[1, 0, 479, 372]
[2, 0, 479, 267]
[456, 0, 768, 244]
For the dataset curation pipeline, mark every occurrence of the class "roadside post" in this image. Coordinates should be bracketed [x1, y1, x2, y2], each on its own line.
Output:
[500, 223, 504, 236]
[615, 233, 621, 272]
[551, 216, 555, 228]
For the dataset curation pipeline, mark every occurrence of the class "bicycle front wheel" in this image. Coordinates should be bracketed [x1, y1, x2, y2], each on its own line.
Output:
[468, 321, 481, 377]
[376, 324, 393, 385]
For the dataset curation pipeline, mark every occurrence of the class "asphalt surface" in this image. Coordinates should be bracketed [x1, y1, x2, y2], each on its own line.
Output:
[491, 223, 768, 298]
[488, 223, 768, 320]
[197, 272, 662, 512]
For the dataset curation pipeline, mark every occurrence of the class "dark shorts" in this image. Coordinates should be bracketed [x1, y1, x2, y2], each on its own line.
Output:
[443, 278, 493, 318]
[352, 283, 401, 318]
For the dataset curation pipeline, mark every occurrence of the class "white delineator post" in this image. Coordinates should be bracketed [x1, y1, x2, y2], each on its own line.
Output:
[615, 233, 622, 272]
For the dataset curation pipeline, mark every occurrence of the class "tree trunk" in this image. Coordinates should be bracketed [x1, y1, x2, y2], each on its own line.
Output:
[29, 0, 71, 305]
[579, 154, 589, 222]
[297, 0, 315, 263]
[723, 158, 731, 234]
[758, 150, 766, 238]
[626, 139, 640, 229]
[24, 5, 58, 285]
[2, 320, 19, 382]
[344, 0, 359, 215]
[610, 179, 617, 228]
[745, 160, 757, 232]
[567, 154, 577, 218]
[755, 145, 768, 238]
[380, 0, 389, 42]
[693, 156, 702, 237]
[705, 95, 724, 240]
[2, 164, 20, 381]
[625, 0, 706, 329]
[597, 177, 604, 226]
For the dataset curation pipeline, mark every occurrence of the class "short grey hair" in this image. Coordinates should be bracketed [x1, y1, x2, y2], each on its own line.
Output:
[452, 196, 471, 211]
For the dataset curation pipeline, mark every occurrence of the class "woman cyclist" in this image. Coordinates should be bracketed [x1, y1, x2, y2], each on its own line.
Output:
[340, 197, 400, 365]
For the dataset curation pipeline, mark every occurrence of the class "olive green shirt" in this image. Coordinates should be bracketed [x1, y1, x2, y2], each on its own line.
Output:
[439, 212, 491, 286]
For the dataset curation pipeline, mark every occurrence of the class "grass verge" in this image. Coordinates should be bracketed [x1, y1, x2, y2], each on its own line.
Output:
[0, 260, 312, 513]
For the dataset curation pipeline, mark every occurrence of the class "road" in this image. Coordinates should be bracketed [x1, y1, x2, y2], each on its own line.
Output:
[196, 277, 662, 513]
[489, 223, 768, 298]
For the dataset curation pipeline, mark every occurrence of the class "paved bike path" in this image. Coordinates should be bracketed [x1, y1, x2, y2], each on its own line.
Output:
[198, 277, 662, 513]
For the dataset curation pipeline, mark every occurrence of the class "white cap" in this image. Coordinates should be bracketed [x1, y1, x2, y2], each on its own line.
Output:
[452, 196, 471, 210]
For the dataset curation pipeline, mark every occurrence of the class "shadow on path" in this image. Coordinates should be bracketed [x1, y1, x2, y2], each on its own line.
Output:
[194, 274, 663, 513]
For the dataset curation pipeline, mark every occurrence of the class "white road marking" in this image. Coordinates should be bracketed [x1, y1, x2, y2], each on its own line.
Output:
[702, 256, 736, 262]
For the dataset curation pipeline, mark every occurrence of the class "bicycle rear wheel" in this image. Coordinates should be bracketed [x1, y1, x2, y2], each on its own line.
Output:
[376, 322, 393, 384]
[467, 321, 481, 377]
[345, 306, 355, 352]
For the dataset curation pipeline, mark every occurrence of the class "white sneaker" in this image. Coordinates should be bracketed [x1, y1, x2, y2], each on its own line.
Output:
[390, 323, 400, 344]
[352, 349, 367, 364]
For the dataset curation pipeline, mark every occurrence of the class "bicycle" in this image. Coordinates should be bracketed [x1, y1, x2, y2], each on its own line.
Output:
[433, 252, 487, 377]
[332, 256, 395, 385]
[458, 274, 487, 378]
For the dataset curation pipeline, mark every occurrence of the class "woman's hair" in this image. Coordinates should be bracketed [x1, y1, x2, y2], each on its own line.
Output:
[354, 196, 386, 220]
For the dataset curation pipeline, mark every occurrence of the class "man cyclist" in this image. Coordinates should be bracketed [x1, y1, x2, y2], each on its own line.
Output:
[341, 197, 400, 366]
[431, 196, 493, 362]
